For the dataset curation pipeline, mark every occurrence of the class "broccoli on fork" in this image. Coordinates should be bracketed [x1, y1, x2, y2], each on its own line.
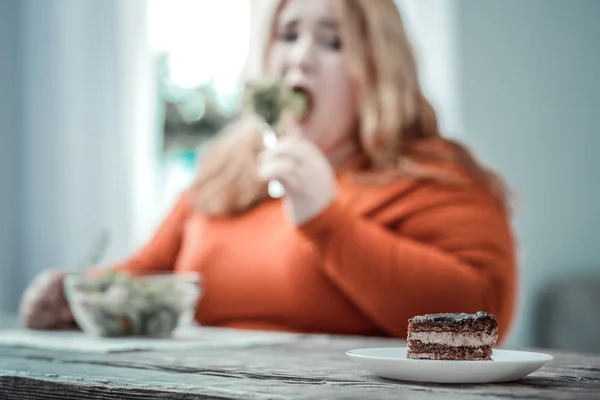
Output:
[243, 79, 308, 128]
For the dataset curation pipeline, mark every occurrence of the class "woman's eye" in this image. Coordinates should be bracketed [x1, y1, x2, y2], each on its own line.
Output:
[322, 35, 342, 51]
[319, 33, 342, 51]
[279, 31, 298, 43]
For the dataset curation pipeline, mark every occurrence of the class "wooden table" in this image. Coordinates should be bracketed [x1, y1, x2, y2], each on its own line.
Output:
[1, 315, 599, 399]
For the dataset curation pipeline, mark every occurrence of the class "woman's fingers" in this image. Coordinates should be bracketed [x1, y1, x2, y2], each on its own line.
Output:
[258, 152, 297, 182]
[20, 270, 72, 330]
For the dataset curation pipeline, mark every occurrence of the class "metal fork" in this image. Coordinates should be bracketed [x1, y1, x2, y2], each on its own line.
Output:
[261, 122, 285, 199]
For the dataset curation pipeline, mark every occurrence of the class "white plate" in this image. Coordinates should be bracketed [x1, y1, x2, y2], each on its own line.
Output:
[346, 347, 553, 384]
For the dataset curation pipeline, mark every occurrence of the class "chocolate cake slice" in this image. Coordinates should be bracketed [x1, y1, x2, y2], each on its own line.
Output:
[407, 312, 498, 360]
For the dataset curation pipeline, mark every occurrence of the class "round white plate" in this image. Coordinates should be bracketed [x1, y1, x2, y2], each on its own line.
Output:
[346, 347, 553, 384]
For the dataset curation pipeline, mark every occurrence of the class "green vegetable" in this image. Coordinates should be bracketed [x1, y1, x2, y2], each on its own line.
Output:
[76, 271, 190, 337]
[243, 78, 308, 126]
[97, 270, 125, 287]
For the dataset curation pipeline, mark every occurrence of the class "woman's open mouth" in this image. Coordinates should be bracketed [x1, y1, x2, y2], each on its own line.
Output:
[291, 86, 314, 122]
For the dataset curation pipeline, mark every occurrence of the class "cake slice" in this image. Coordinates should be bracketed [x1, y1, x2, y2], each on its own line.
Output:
[407, 312, 498, 360]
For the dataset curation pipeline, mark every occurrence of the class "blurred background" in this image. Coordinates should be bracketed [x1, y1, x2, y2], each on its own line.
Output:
[0, 0, 598, 352]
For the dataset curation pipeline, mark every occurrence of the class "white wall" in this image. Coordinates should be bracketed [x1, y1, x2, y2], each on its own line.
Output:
[457, 0, 600, 347]
[0, 0, 22, 312]
[397, 0, 463, 138]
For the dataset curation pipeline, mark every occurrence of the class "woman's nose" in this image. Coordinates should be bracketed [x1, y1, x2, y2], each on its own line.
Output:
[288, 36, 316, 74]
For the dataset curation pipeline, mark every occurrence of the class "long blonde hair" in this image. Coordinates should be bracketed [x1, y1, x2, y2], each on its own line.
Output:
[188, 0, 509, 217]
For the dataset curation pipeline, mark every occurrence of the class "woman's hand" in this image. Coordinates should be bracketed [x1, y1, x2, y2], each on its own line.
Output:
[19, 270, 76, 330]
[258, 118, 337, 225]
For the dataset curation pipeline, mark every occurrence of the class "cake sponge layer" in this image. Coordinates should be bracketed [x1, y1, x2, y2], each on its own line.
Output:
[408, 330, 497, 347]
[407, 342, 493, 361]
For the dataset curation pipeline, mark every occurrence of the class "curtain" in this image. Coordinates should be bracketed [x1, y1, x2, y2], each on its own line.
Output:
[13, 0, 156, 297]
[0, 0, 22, 312]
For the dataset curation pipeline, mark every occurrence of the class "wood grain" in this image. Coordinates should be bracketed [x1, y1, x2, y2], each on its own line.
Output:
[1, 316, 599, 399]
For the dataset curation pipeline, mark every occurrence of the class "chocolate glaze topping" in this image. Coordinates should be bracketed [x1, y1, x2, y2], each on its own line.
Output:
[408, 311, 496, 326]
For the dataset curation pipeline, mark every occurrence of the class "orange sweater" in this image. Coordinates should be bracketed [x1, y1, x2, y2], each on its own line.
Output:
[115, 156, 516, 342]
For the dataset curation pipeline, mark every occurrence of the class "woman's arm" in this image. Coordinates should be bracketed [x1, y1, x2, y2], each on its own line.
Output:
[111, 192, 193, 275]
[298, 188, 516, 341]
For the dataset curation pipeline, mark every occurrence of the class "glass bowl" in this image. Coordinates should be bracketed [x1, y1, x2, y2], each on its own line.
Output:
[64, 271, 202, 337]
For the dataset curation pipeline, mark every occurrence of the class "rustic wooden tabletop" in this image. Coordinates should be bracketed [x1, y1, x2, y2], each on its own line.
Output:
[1, 314, 599, 400]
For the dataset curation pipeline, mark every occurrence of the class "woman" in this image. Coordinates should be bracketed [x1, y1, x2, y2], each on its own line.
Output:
[20, 0, 516, 341]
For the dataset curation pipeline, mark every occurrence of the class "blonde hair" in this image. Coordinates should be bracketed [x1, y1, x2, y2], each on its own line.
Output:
[188, 0, 510, 217]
